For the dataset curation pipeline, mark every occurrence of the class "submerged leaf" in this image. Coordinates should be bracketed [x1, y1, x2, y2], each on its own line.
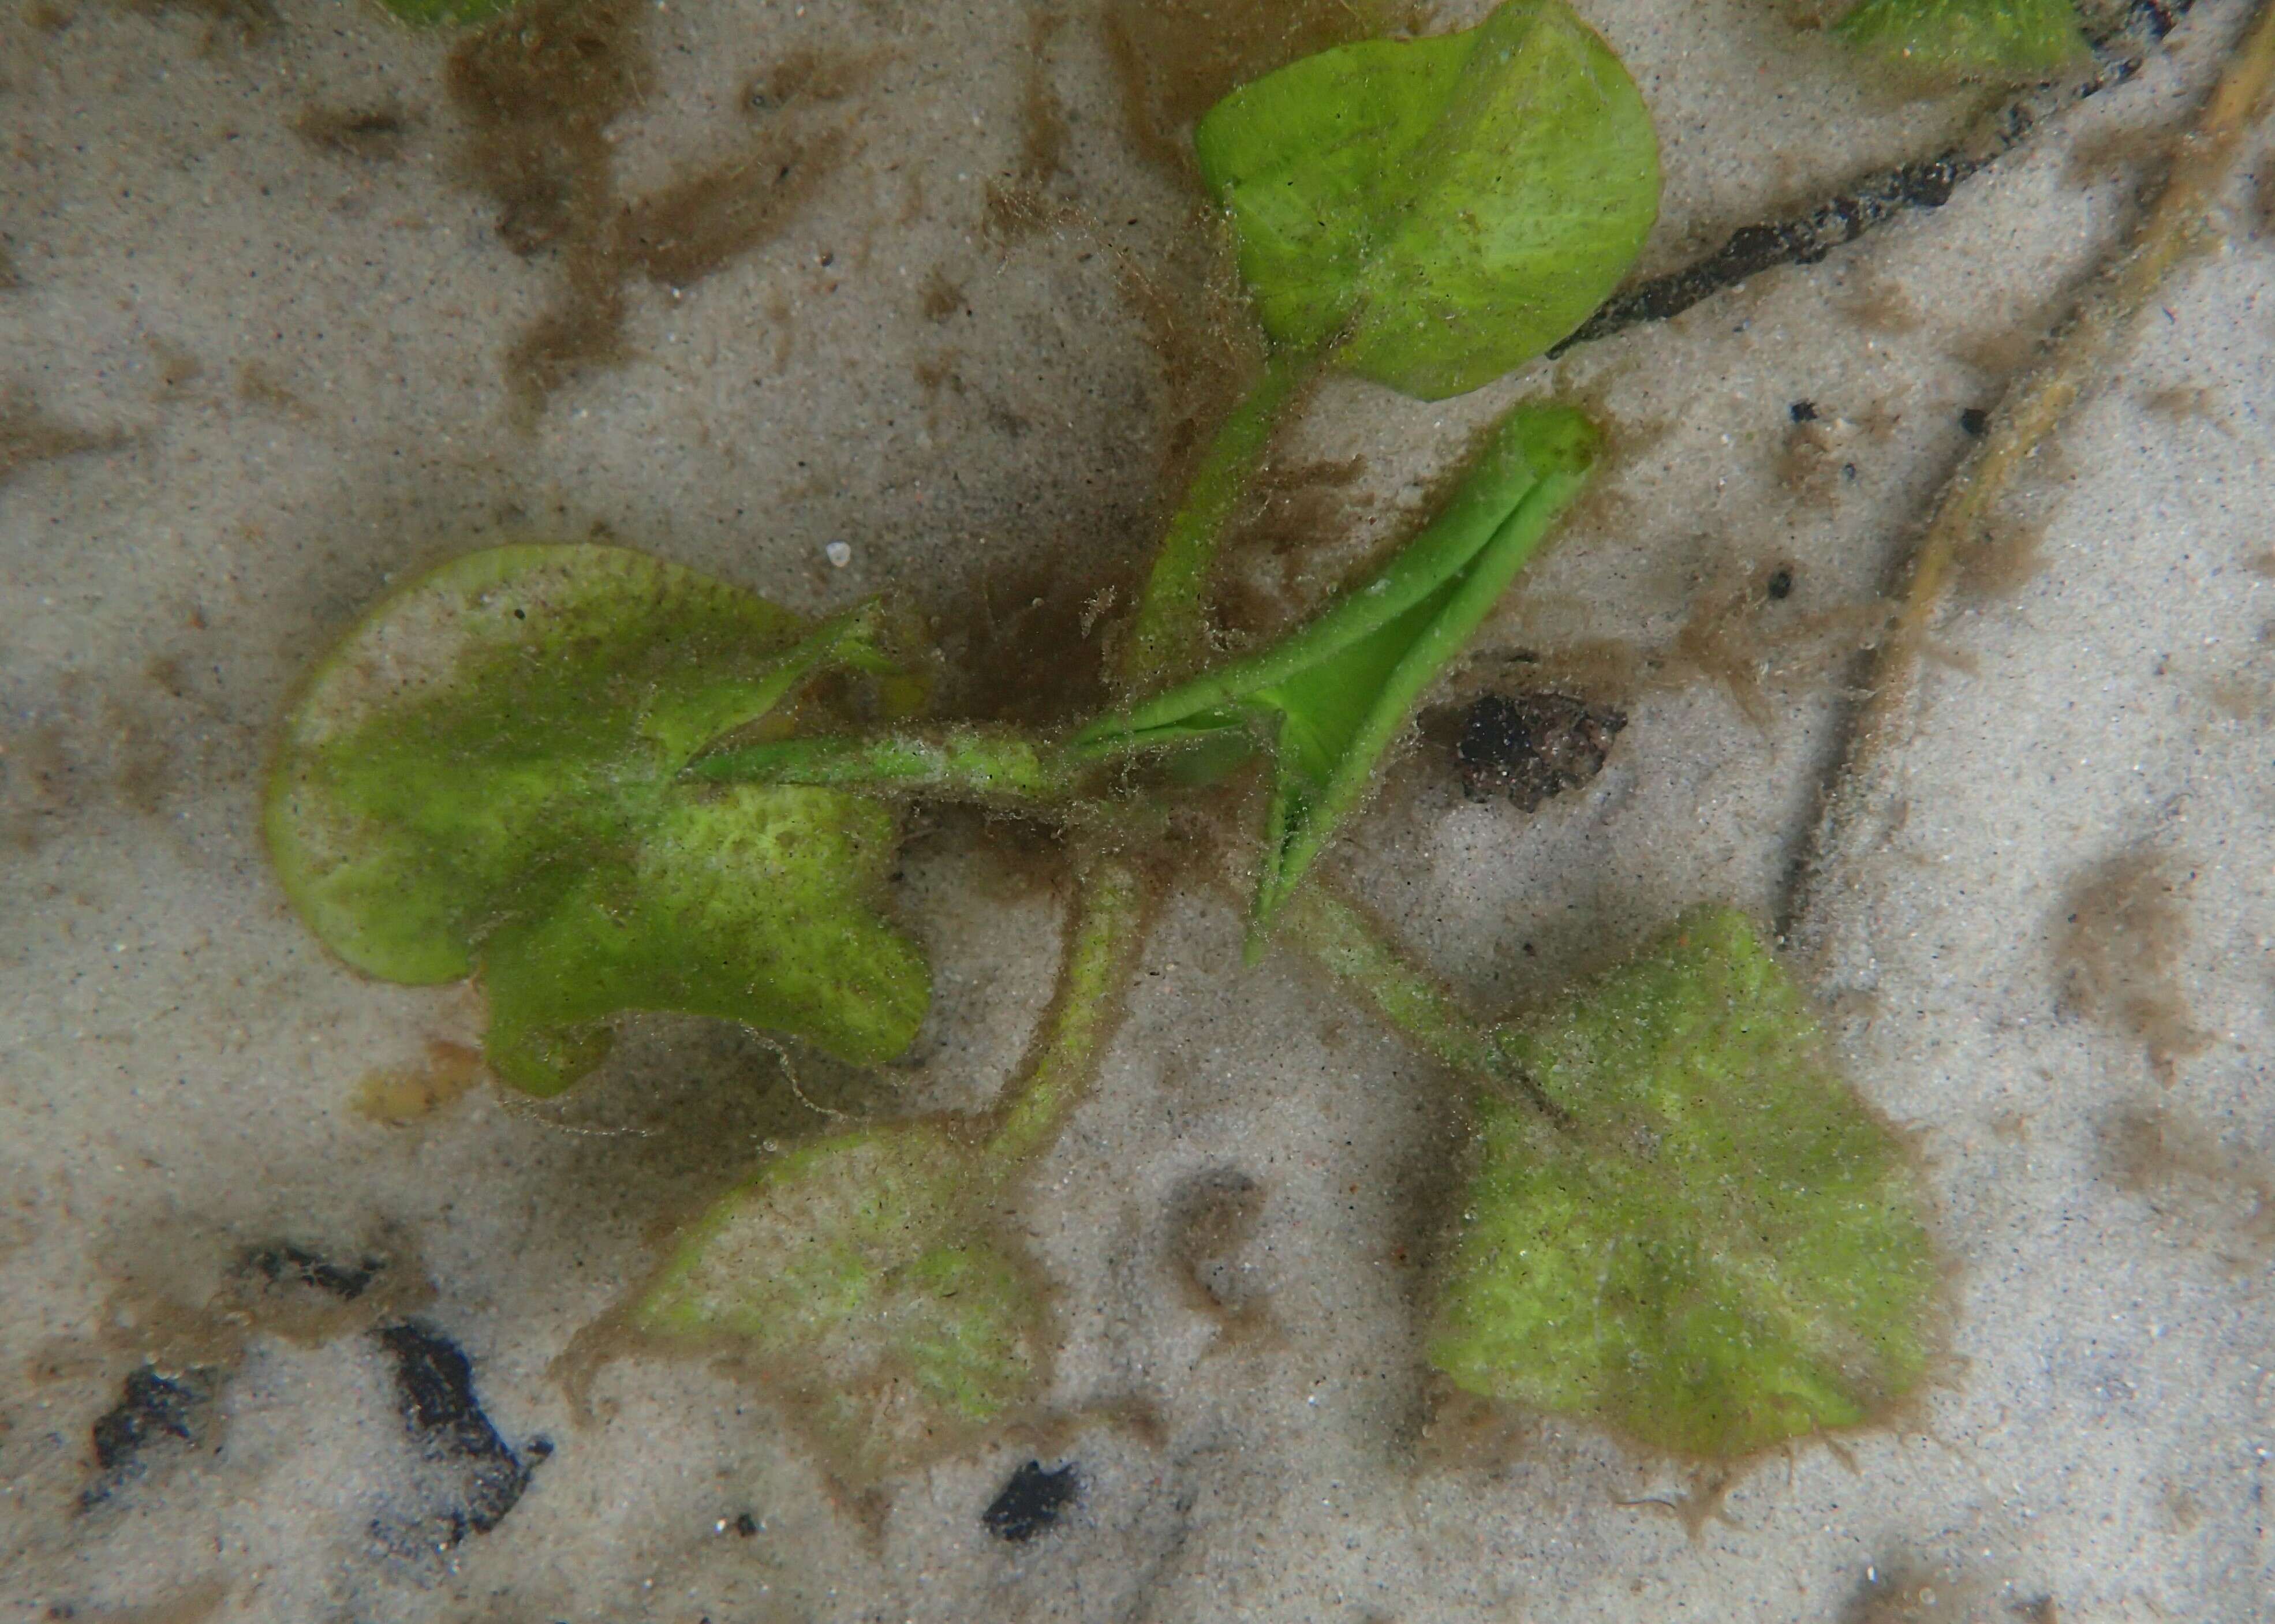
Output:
[373, 0, 521, 27]
[635, 1123, 1049, 1484]
[1835, 0, 2087, 83]
[1430, 908, 1942, 1458]
[266, 543, 928, 1094]
[1075, 405, 1596, 938]
[1195, 0, 1660, 399]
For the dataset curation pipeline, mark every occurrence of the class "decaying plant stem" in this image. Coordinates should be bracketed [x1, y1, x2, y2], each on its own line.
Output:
[1555, 0, 2201, 354]
[1784, 0, 2275, 949]
[985, 852, 1150, 1168]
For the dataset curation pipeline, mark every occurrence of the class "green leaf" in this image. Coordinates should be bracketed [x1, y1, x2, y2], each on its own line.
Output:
[634, 1123, 1049, 1485]
[266, 543, 929, 1094]
[1430, 908, 1944, 1458]
[1195, 0, 1660, 400]
[1835, 0, 2087, 82]
[372, 0, 522, 26]
[1074, 405, 1596, 940]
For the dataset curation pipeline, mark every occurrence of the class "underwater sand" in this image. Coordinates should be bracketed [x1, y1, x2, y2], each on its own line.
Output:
[3, 0, 2273, 1618]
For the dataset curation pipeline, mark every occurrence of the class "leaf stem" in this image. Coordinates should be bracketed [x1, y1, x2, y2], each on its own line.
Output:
[1273, 879, 1559, 1121]
[983, 852, 1151, 1171]
[1116, 349, 1312, 692]
[686, 724, 1086, 808]
[968, 356, 1314, 1177]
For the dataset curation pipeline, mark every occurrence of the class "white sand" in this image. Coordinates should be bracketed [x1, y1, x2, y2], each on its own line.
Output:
[4, 0, 2273, 1618]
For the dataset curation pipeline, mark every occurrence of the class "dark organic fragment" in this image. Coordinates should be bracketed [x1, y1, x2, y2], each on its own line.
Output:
[374, 1320, 533, 1538]
[81, 1365, 218, 1509]
[246, 1242, 383, 1300]
[1551, 0, 2198, 355]
[1454, 691, 1626, 811]
[983, 1459, 1081, 1542]
[293, 102, 413, 162]
[1168, 1166, 1268, 1320]
[443, 0, 858, 414]
[2057, 852, 2208, 1080]
[2, 391, 128, 488]
[614, 129, 853, 290]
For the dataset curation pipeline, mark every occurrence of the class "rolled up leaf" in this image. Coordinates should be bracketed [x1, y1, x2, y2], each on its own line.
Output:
[1075, 405, 1597, 943]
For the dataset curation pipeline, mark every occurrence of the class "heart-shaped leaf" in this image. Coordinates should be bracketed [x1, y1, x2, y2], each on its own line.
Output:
[1835, 0, 2086, 83]
[634, 1123, 1049, 1485]
[1429, 908, 1943, 1458]
[1195, 0, 1660, 399]
[266, 543, 929, 1094]
[1075, 405, 1596, 940]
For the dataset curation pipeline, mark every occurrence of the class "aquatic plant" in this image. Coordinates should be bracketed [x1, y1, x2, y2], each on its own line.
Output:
[272, 0, 1946, 1484]
[1835, 0, 2088, 83]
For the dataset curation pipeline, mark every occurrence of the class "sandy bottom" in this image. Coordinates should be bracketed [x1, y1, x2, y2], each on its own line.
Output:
[5, 0, 2273, 1619]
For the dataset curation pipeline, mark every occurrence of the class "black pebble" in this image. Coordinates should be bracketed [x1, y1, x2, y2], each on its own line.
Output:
[90, 1368, 205, 1473]
[1959, 406, 1989, 436]
[983, 1460, 1080, 1543]
[375, 1320, 533, 1537]
[1788, 399, 1818, 423]
[81, 1364, 216, 1509]
[1455, 693, 1627, 812]
[1766, 567, 1794, 601]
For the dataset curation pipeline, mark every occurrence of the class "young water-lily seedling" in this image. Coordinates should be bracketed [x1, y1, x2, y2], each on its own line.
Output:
[272, 0, 1943, 1490]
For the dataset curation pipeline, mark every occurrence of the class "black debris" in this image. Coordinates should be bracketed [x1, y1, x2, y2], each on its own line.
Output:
[91, 1368, 203, 1472]
[1552, 155, 1980, 353]
[1455, 693, 1627, 812]
[1959, 407, 1990, 436]
[1788, 399, 1818, 424]
[734, 1511, 760, 1536]
[1767, 567, 1795, 601]
[246, 1241, 383, 1300]
[983, 1460, 1080, 1543]
[374, 1320, 533, 1537]
[1548, 0, 2198, 357]
[81, 1365, 215, 1509]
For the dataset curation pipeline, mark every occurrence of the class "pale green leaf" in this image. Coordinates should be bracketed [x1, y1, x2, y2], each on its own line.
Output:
[1836, 0, 2087, 83]
[1430, 908, 1944, 1458]
[266, 543, 928, 1094]
[635, 1124, 1049, 1485]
